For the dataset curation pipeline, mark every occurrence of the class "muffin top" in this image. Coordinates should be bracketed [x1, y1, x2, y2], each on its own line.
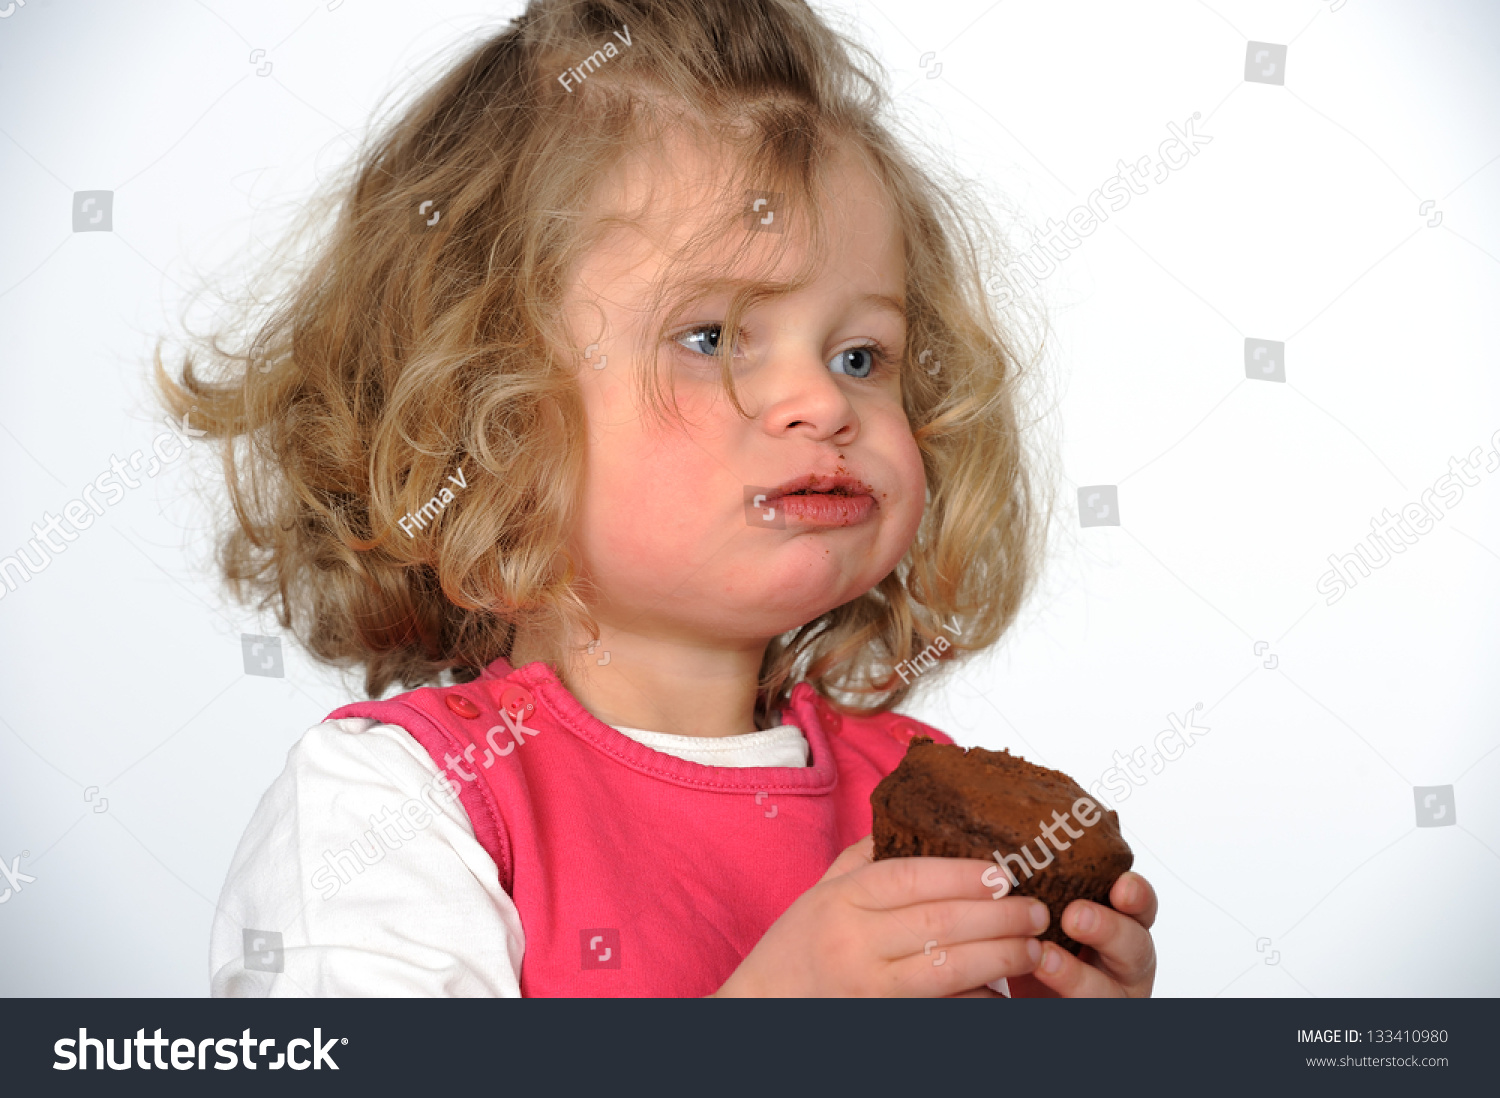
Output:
[871, 735, 1132, 881]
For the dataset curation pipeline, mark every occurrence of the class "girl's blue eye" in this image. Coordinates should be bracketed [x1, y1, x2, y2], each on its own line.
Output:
[830, 347, 876, 379]
[676, 326, 722, 357]
[675, 327, 881, 380]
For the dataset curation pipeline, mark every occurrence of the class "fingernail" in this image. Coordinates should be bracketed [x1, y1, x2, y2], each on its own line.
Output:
[1073, 904, 1098, 934]
[1118, 875, 1137, 905]
[1030, 902, 1049, 933]
[1041, 944, 1063, 974]
[1025, 938, 1042, 965]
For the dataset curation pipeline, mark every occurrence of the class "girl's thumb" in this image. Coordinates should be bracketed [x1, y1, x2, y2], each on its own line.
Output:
[820, 834, 875, 881]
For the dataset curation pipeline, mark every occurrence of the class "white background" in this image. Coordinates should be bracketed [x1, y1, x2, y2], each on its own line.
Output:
[0, 0, 1496, 996]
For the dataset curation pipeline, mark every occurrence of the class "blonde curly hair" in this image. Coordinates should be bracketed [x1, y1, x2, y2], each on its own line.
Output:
[154, 0, 1054, 728]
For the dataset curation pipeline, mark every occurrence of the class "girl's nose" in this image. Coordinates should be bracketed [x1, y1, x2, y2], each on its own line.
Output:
[756, 351, 859, 441]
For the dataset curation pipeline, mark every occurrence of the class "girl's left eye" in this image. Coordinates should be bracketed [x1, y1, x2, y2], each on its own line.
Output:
[675, 325, 723, 357]
[829, 347, 879, 379]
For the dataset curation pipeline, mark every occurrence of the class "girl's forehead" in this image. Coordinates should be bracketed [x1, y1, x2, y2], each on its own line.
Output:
[594, 127, 883, 222]
[579, 132, 900, 290]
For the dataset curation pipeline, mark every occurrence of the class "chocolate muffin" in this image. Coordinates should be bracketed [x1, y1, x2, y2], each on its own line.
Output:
[871, 736, 1132, 954]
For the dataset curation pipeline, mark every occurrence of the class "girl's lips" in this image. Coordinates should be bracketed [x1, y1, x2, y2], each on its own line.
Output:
[772, 491, 875, 526]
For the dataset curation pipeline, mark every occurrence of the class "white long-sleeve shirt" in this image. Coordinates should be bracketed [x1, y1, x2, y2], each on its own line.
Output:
[209, 716, 809, 997]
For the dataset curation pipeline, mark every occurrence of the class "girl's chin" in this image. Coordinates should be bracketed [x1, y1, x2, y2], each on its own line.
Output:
[742, 577, 874, 620]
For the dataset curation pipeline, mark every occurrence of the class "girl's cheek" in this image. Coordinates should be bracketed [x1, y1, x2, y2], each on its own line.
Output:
[885, 424, 929, 535]
[879, 410, 926, 485]
[585, 433, 706, 544]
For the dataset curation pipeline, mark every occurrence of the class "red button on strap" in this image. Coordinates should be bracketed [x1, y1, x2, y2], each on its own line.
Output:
[496, 683, 536, 722]
[445, 693, 481, 719]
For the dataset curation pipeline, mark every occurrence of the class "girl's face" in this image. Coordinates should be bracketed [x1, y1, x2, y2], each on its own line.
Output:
[559, 135, 926, 651]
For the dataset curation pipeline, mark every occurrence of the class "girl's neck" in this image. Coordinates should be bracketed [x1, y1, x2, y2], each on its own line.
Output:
[509, 629, 772, 738]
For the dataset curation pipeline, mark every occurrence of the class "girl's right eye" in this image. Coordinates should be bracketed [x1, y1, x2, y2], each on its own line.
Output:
[674, 325, 723, 358]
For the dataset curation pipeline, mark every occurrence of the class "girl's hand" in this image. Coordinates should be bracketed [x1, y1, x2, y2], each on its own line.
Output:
[711, 835, 1047, 997]
[1007, 870, 1158, 998]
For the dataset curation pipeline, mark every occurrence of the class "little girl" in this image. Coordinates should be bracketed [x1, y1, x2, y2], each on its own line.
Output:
[164, 0, 1157, 997]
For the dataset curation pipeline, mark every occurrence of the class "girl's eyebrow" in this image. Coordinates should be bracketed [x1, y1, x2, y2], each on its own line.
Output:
[663, 279, 905, 320]
[860, 292, 906, 319]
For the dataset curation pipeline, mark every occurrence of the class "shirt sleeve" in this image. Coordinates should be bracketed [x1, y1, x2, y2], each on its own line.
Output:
[210, 717, 524, 997]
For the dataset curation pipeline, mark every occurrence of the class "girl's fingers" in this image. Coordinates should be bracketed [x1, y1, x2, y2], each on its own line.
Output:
[944, 986, 1006, 998]
[848, 854, 1009, 910]
[1059, 898, 1155, 992]
[1028, 939, 1127, 998]
[885, 935, 1041, 998]
[1110, 871, 1158, 930]
[879, 895, 1050, 960]
[833, 858, 1159, 998]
